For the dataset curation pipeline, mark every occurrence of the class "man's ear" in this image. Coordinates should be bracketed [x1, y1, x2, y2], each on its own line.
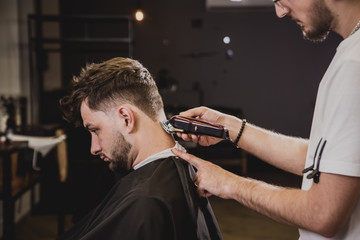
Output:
[117, 106, 135, 133]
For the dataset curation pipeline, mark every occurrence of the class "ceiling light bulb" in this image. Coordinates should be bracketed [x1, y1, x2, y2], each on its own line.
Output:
[135, 10, 144, 21]
[223, 36, 231, 44]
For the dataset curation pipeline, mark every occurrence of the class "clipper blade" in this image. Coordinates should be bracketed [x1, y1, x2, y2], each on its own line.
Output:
[161, 121, 173, 134]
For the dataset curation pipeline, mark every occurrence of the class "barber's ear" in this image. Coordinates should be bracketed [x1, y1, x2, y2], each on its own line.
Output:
[117, 106, 135, 133]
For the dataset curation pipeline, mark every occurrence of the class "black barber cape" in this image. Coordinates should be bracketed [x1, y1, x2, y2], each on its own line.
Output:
[59, 156, 223, 240]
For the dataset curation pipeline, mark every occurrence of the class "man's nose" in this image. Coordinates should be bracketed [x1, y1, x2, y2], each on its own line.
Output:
[90, 137, 101, 155]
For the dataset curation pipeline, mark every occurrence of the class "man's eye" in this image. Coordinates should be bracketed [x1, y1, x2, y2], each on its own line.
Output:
[90, 129, 98, 134]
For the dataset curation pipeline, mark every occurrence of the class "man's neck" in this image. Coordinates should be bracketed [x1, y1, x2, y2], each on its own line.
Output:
[131, 120, 176, 168]
[330, 1, 360, 38]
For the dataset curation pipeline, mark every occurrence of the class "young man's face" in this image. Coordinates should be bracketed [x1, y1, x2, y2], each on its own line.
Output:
[80, 101, 133, 171]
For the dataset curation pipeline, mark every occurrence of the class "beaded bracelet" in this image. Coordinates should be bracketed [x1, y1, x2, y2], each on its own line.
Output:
[233, 119, 247, 148]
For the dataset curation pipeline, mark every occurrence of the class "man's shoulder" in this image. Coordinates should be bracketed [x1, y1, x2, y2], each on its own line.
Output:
[132, 157, 189, 197]
[113, 156, 189, 201]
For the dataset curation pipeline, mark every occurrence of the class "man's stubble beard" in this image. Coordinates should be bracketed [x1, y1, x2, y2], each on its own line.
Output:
[301, 0, 333, 43]
[108, 130, 133, 172]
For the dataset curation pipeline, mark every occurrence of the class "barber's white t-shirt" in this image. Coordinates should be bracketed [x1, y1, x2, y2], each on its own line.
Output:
[300, 30, 360, 239]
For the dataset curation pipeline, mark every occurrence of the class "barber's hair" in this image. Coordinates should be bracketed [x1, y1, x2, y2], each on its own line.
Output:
[60, 57, 164, 126]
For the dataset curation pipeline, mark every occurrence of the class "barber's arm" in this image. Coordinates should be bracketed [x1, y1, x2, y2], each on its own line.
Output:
[176, 106, 308, 175]
[172, 148, 360, 238]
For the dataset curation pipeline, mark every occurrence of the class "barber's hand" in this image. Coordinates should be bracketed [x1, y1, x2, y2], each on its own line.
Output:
[172, 148, 238, 199]
[176, 106, 229, 146]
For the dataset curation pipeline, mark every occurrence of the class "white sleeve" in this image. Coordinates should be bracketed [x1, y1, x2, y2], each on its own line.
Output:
[319, 59, 360, 177]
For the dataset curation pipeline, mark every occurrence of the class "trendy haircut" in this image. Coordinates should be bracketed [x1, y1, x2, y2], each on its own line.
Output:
[60, 57, 164, 126]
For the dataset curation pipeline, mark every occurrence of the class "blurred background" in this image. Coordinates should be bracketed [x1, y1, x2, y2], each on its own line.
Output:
[0, 0, 342, 239]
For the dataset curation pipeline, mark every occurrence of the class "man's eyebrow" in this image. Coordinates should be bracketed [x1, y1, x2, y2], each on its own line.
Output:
[84, 123, 92, 130]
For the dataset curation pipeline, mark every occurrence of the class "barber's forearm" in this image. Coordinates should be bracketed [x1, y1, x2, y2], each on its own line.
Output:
[226, 173, 360, 238]
[224, 116, 308, 175]
[230, 176, 308, 226]
[225, 175, 330, 237]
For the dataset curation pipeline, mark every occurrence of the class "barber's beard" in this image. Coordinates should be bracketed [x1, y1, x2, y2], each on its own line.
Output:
[302, 0, 333, 42]
[108, 131, 132, 172]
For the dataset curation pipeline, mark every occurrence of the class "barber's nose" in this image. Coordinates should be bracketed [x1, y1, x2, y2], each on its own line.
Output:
[275, 4, 289, 18]
[90, 136, 101, 155]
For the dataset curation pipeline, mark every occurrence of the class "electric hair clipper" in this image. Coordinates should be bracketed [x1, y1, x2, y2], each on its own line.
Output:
[161, 115, 230, 140]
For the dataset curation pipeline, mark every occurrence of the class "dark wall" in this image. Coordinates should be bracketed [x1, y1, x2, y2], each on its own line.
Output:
[60, 0, 342, 138]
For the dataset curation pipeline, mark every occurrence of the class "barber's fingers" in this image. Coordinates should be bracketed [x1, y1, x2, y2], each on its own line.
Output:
[191, 134, 200, 143]
[193, 174, 213, 197]
[193, 175, 198, 185]
[176, 132, 200, 143]
[196, 181, 213, 197]
[176, 132, 218, 148]
[171, 148, 203, 169]
[179, 106, 205, 118]
[176, 132, 187, 140]
[179, 107, 225, 128]
[200, 190, 212, 198]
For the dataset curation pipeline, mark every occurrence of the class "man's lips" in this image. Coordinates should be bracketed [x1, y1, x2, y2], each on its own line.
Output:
[292, 17, 303, 28]
[100, 155, 110, 162]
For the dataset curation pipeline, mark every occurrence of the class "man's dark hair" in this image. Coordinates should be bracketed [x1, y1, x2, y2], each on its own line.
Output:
[60, 57, 164, 126]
